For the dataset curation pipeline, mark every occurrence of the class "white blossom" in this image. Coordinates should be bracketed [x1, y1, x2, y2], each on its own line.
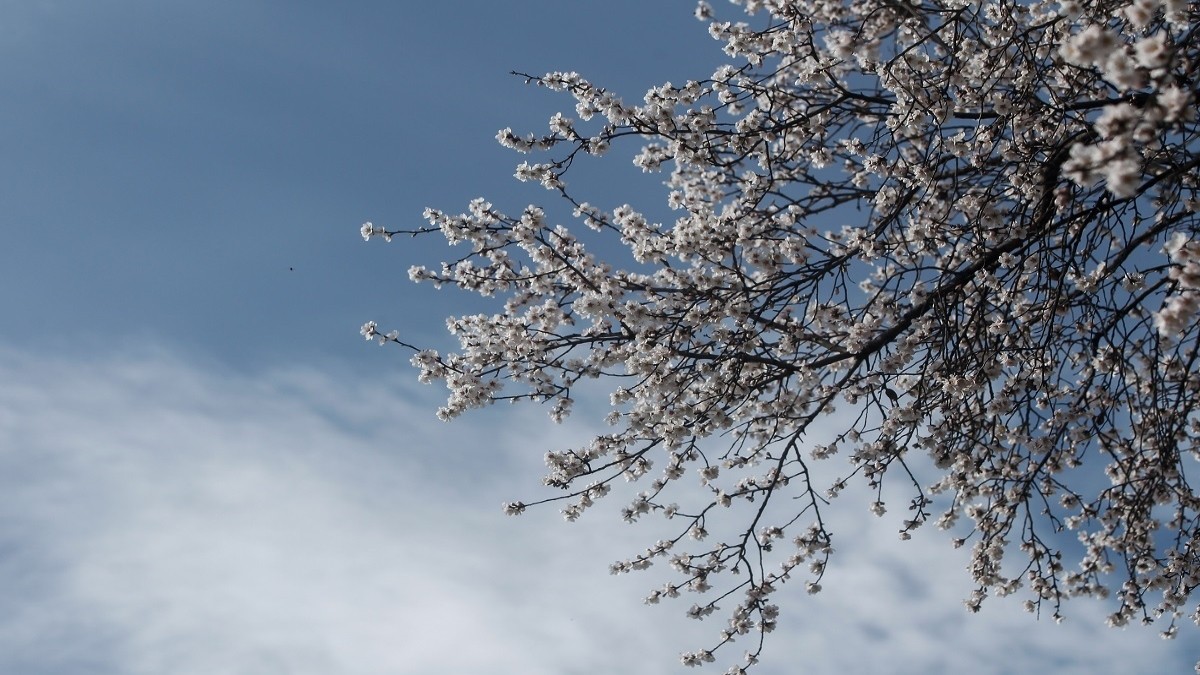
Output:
[365, 2, 1200, 671]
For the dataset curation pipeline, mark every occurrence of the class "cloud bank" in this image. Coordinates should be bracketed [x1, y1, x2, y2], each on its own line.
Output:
[0, 346, 1190, 674]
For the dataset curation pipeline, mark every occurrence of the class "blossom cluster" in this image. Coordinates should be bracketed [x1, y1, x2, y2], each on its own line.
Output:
[364, 0, 1200, 670]
[1155, 233, 1200, 336]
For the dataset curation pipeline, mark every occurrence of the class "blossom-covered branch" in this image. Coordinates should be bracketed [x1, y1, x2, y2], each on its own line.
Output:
[364, 0, 1200, 670]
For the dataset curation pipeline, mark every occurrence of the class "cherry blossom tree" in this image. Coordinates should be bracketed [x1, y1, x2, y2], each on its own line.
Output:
[362, 0, 1200, 670]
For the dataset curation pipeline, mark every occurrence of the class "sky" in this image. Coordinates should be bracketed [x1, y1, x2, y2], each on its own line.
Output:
[0, 2, 1195, 673]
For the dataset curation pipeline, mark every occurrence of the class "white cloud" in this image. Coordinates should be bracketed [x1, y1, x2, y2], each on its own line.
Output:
[0, 345, 1191, 675]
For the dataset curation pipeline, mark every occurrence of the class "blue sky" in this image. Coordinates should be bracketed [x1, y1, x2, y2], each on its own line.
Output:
[0, 2, 1195, 673]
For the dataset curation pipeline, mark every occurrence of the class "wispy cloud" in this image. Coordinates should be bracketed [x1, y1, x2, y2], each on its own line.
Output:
[0, 345, 1190, 674]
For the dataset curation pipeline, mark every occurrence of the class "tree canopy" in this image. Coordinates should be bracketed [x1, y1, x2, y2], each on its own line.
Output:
[362, 0, 1200, 670]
